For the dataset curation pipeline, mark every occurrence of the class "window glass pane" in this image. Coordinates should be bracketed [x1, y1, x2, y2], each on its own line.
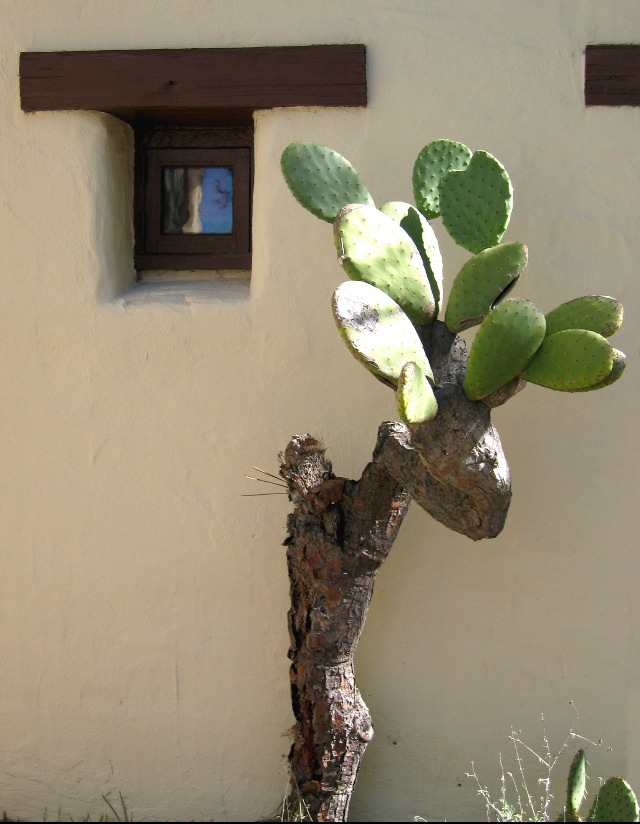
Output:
[162, 167, 234, 235]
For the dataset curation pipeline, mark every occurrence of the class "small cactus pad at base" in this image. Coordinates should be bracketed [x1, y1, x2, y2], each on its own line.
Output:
[439, 150, 513, 253]
[396, 361, 438, 424]
[521, 329, 617, 391]
[332, 281, 433, 385]
[281, 142, 374, 222]
[380, 201, 444, 315]
[587, 777, 639, 822]
[464, 299, 546, 400]
[334, 204, 437, 325]
[445, 242, 528, 333]
[412, 139, 472, 219]
[545, 296, 623, 338]
[566, 750, 587, 819]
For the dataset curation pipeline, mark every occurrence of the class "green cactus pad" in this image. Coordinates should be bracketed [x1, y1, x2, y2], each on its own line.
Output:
[334, 204, 437, 326]
[396, 361, 438, 424]
[281, 142, 374, 222]
[380, 201, 444, 315]
[587, 777, 639, 822]
[545, 296, 623, 338]
[332, 281, 434, 385]
[521, 329, 617, 391]
[464, 299, 546, 401]
[566, 750, 587, 819]
[412, 139, 473, 220]
[439, 150, 513, 254]
[573, 348, 626, 392]
[445, 242, 528, 333]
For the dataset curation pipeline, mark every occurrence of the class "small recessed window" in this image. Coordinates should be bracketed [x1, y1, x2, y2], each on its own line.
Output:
[134, 125, 253, 272]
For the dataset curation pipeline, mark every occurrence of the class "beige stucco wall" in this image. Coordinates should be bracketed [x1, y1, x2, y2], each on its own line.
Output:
[1, 0, 639, 820]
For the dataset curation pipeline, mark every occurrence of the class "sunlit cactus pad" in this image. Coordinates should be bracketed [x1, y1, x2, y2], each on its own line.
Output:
[396, 361, 438, 425]
[570, 348, 626, 392]
[334, 204, 437, 326]
[464, 299, 546, 400]
[281, 142, 374, 222]
[545, 295, 623, 338]
[332, 281, 433, 385]
[445, 242, 528, 333]
[521, 329, 620, 391]
[380, 201, 444, 315]
[412, 139, 472, 220]
[566, 749, 587, 819]
[588, 777, 639, 823]
[440, 150, 513, 253]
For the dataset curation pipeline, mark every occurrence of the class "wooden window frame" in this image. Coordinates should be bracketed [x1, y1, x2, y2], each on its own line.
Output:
[134, 126, 253, 270]
[19, 45, 367, 274]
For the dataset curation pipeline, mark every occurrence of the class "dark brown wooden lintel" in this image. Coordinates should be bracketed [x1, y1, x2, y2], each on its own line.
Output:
[20, 45, 367, 123]
[585, 45, 640, 106]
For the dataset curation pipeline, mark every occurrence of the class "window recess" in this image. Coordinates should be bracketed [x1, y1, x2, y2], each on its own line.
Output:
[19, 45, 367, 273]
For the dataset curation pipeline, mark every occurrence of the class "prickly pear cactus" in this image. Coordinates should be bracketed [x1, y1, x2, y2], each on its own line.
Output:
[445, 242, 528, 333]
[464, 299, 546, 400]
[334, 204, 437, 326]
[280, 139, 626, 426]
[440, 149, 513, 253]
[545, 296, 623, 338]
[566, 749, 587, 821]
[521, 329, 622, 392]
[396, 361, 438, 424]
[559, 750, 639, 822]
[331, 280, 433, 386]
[281, 142, 374, 222]
[413, 139, 472, 220]
[588, 777, 639, 822]
[380, 201, 444, 315]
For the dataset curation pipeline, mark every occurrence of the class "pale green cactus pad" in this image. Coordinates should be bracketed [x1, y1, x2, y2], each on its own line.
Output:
[331, 281, 433, 385]
[439, 150, 513, 254]
[566, 750, 587, 820]
[545, 296, 623, 338]
[280, 142, 374, 222]
[413, 139, 472, 220]
[587, 777, 639, 822]
[464, 299, 546, 401]
[396, 361, 438, 424]
[573, 348, 626, 392]
[380, 201, 444, 316]
[521, 329, 619, 391]
[445, 242, 528, 333]
[334, 204, 437, 326]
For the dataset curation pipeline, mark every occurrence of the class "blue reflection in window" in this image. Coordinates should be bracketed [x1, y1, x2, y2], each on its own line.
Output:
[162, 167, 234, 235]
[200, 167, 233, 234]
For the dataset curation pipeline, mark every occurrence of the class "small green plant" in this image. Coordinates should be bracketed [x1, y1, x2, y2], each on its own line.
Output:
[466, 715, 639, 823]
[561, 749, 639, 822]
[40, 792, 131, 823]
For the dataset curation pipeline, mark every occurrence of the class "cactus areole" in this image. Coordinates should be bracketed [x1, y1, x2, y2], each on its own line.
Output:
[268, 141, 625, 822]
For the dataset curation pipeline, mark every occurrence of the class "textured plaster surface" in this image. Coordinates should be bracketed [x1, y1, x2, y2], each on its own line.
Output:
[1, 1, 639, 820]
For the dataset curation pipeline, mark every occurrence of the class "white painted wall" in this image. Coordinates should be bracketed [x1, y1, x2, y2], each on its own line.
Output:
[1, 1, 639, 820]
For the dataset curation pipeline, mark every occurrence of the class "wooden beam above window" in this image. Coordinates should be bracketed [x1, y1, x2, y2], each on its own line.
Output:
[20, 45, 367, 124]
[585, 45, 640, 106]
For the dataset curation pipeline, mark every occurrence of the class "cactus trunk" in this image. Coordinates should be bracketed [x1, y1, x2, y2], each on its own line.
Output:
[274, 328, 513, 821]
[279, 437, 410, 822]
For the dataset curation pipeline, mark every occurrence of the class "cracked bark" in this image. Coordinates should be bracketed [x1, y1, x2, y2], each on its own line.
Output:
[274, 322, 521, 822]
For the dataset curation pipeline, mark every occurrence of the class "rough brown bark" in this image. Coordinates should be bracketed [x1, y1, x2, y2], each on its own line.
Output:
[279, 437, 410, 821]
[274, 322, 519, 821]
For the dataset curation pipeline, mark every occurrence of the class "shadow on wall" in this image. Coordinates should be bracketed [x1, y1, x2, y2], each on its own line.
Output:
[92, 113, 136, 302]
